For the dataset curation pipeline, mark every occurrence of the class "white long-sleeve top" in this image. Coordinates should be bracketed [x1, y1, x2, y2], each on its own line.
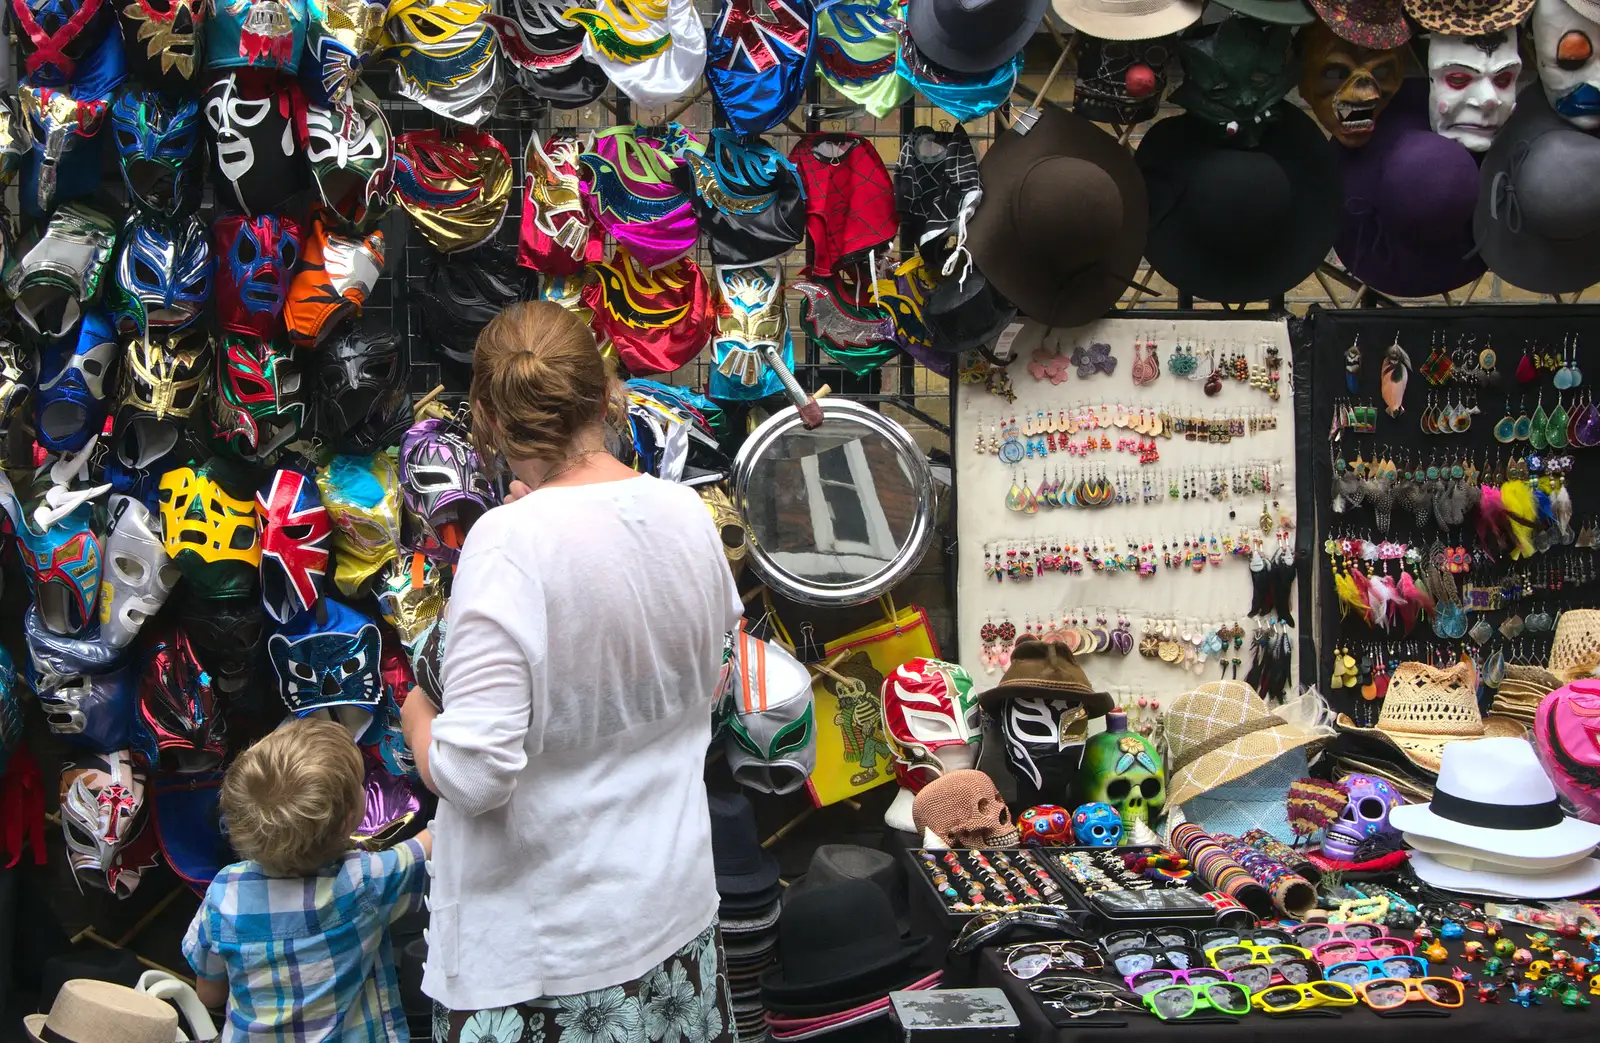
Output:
[420, 474, 743, 1011]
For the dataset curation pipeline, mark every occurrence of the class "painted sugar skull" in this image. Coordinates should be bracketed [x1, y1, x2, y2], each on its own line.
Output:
[1073, 802, 1123, 847]
[1321, 773, 1403, 861]
[1533, 0, 1600, 129]
[881, 658, 981, 792]
[1077, 712, 1164, 834]
[1074, 33, 1175, 128]
[267, 597, 384, 735]
[911, 768, 1020, 848]
[1428, 29, 1521, 151]
[1535, 679, 1600, 822]
[60, 749, 150, 896]
[1018, 804, 1072, 846]
[1168, 17, 1298, 147]
[1298, 20, 1405, 147]
[999, 695, 1090, 810]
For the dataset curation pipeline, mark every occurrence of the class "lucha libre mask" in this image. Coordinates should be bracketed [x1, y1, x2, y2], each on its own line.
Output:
[1298, 20, 1404, 147]
[1017, 805, 1073, 846]
[580, 124, 701, 271]
[17, 73, 116, 218]
[12, 0, 113, 84]
[205, 0, 306, 71]
[303, 0, 386, 105]
[214, 214, 301, 338]
[10, 202, 116, 339]
[0, 337, 34, 440]
[1532, 0, 1600, 129]
[1078, 713, 1166, 833]
[518, 131, 592, 276]
[202, 71, 309, 216]
[398, 418, 493, 563]
[1536, 679, 1600, 822]
[815, 0, 907, 118]
[303, 84, 393, 231]
[380, 0, 505, 126]
[683, 129, 807, 268]
[375, 552, 447, 651]
[110, 87, 200, 216]
[352, 760, 425, 850]
[158, 464, 262, 597]
[61, 749, 152, 896]
[416, 245, 525, 364]
[409, 603, 447, 708]
[724, 625, 816, 795]
[23, 603, 123, 683]
[881, 658, 981, 794]
[268, 597, 384, 734]
[1169, 18, 1299, 147]
[16, 501, 101, 635]
[584, 252, 715, 376]
[34, 660, 138, 753]
[485, 0, 607, 108]
[97, 495, 179, 648]
[315, 327, 404, 443]
[711, 263, 785, 401]
[1072, 802, 1124, 847]
[1428, 30, 1521, 151]
[1322, 773, 1403, 860]
[114, 326, 210, 468]
[705, 0, 815, 137]
[107, 214, 212, 336]
[256, 468, 330, 623]
[1074, 34, 1175, 128]
[177, 590, 265, 688]
[318, 452, 401, 596]
[999, 695, 1091, 810]
[139, 627, 226, 772]
[285, 209, 386, 349]
[34, 310, 117, 453]
[118, 0, 206, 92]
[392, 129, 514, 253]
[210, 335, 306, 463]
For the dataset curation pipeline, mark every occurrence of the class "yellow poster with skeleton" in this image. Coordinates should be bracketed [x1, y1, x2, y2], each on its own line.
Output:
[804, 605, 939, 807]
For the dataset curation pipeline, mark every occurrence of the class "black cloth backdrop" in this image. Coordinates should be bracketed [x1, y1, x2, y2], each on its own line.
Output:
[1294, 305, 1600, 717]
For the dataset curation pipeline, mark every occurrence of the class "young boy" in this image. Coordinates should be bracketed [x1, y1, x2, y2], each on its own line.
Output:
[184, 717, 432, 1042]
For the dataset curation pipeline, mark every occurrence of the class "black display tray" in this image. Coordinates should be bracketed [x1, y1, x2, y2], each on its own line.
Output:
[901, 847, 1085, 924]
[1036, 847, 1223, 928]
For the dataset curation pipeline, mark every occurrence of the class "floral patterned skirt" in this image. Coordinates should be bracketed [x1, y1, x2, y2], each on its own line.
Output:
[433, 923, 736, 1043]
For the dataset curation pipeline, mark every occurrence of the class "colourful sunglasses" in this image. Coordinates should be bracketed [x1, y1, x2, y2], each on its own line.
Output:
[1354, 977, 1464, 1010]
[1324, 957, 1431, 984]
[1253, 980, 1358, 1014]
[1312, 937, 1415, 965]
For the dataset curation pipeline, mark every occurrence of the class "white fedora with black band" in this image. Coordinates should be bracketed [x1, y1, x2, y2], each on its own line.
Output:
[1409, 850, 1600, 899]
[1390, 737, 1600, 861]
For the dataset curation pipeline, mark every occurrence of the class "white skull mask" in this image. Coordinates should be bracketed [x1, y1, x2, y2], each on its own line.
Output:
[1428, 30, 1522, 150]
[1533, 0, 1600, 129]
[98, 495, 181, 648]
[912, 768, 1020, 847]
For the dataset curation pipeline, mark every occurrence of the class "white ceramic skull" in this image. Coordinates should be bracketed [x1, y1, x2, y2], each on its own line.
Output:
[1532, 0, 1600, 130]
[1428, 30, 1522, 150]
[1321, 773, 1404, 861]
[912, 769, 1021, 848]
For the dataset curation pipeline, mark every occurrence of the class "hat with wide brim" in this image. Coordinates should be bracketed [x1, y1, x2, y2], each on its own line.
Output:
[1403, 0, 1532, 34]
[1409, 850, 1600, 899]
[979, 637, 1113, 715]
[967, 103, 1147, 329]
[1404, 832, 1600, 872]
[1475, 86, 1600, 295]
[711, 790, 782, 895]
[1335, 81, 1486, 298]
[758, 879, 929, 1002]
[1164, 680, 1327, 807]
[1137, 105, 1341, 304]
[25, 980, 180, 1043]
[1336, 659, 1526, 773]
[785, 845, 911, 935]
[1305, 0, 1410, 47]
[1335, 718, 1527, 773]
[1392, 800, 1600, 862]
[1051, 0, 1202, 40]
[1549, 609, 1600, 679]
[1209, 0, 1316, 23]
[908, 0, 1048, 74]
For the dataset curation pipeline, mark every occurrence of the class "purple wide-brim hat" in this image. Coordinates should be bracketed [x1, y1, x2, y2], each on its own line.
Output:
[1335, 82, 1486, 298]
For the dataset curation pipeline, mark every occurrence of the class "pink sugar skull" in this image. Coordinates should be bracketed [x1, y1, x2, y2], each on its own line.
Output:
[1535, 680, 1600, 822]
[1321, 773, 1403, 861]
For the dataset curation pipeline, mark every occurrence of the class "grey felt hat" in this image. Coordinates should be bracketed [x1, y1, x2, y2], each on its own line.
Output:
[1474, 85, 1600, 295]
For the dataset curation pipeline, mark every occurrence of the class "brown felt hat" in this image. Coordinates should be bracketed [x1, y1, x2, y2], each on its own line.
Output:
[24, 980, 179, 1043]
[980, 638, 1113, 715]
[967, 103, 1147, 330]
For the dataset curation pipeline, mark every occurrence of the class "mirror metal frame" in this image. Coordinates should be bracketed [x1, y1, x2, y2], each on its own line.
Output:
[731, 398, 935, 606]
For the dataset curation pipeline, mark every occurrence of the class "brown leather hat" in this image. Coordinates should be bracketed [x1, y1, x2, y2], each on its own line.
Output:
[981, 638, 1113, 715]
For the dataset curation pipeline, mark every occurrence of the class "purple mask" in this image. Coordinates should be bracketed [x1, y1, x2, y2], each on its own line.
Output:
[1321, 773, 1403, 861]
[579, 124, 701, 270]
[398, 417, 493, 563]
[351, 759, 423, 850]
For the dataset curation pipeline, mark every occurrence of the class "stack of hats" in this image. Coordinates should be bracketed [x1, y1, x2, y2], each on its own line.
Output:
[1550, 609, 1600, 680]
[710, 791, 783, 1043]
[1491, 664, 1563, 727]
[1392, 738, 1600, 898]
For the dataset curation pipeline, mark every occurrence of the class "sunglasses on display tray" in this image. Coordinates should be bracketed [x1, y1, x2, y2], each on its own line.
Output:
[1104, 927, 1198, 954]
[1003, 941, 1104, 979]
[1325, 957, 1433, 985]
[1043, 991, 1147, 1019]
[1313, 937, 1416, 964]
[1142, 981, 1253, 1020]
[1253, 980, 1359, 1014]
[949, 905, 1088, 955]
[1124, 967, 1235, 997]
[1110, 945, 1212, 977]
[1206, 943, 1315, 972]
[1197, 925, 1296, 951]
[1354, 977, 1464, 1010]
[1225, 958, 1323, 995]
[1290, 922, 1389, 947]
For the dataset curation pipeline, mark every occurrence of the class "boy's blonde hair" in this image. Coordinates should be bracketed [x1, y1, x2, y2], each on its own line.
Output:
[221, 718, 365, 876]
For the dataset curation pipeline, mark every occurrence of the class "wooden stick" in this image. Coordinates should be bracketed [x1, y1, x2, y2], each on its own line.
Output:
[1314, 269, 1346, 309]
[115, 887, 187, 948]
[1461, 272, 1485, 305]
[763, 807, 815, 848]
[411, 384, 446, 422]
[1441, 289, 1454, 306]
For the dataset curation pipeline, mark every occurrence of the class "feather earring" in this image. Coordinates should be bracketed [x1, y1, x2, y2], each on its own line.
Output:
[1271, 554, 1296, 627]
[1553, 483, 1574, 543]
[1381, 339, 1410, 417]
[1249, 550, 1271, 616]
[1501, 476, 1537, 560]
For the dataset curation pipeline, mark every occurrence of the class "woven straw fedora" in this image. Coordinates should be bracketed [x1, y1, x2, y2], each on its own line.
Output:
[1336, 661, 1524, 773]
[1549, 609, 1600, 680]
[1164, 680, 1325, 807]
[24, 980, 178, 1043]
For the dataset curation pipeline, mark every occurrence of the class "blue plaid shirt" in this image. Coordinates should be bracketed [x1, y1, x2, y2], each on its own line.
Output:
[183, 838, 427, 1043]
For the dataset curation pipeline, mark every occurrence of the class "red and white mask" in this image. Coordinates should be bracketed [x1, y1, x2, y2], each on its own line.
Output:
[881, 657, 980, 792]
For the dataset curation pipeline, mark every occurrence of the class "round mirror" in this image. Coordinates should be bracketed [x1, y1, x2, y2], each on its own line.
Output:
[732, 399, 935, 606]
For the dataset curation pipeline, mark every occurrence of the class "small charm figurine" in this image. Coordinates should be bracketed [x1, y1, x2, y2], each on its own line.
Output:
[1590, 973, 1600, 997]
[1513, 947, 1534, 967]
[1486, 920, 1503, 940]
[1529, 932, 1553, 953]
[1424, 940, 1450, 963]
[1441, 920, 1464, 940]
[1452, 967, 1474, 983]
[1479, 982, 1500, 1004]
[1413, 926, 1436, 943]
[1463, 941, 1486, 962]
[1561, 984, 1591, 1010]
[1571, 957, 1591, 979]
[1554, 949, 1574, 970]
[1528, 961, 1551, 981]
[1513, 983, 1539, 1008]
[1485, 957, 1506, 977]
[1495, 937, 1517, 958]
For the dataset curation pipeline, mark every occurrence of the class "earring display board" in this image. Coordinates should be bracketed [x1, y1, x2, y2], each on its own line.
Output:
[1301, 306, 1600, 721]
[955, 317, 1301, 724]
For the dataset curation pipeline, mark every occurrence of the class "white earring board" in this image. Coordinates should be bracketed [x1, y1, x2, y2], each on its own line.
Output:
[954, 317, 1301, 710]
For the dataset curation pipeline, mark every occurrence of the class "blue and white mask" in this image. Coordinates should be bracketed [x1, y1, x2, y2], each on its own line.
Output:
[107, 214, 212, 336]
[110, 87, 200, 217]
[268, 597, 383, 735]
[35, 309, 118, 453]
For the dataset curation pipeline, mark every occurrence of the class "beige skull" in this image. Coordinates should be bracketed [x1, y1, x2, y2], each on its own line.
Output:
[912, 769, 1020, 847]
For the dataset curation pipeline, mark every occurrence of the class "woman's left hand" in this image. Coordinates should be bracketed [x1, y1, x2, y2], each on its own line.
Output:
[401, 686, 438, 749]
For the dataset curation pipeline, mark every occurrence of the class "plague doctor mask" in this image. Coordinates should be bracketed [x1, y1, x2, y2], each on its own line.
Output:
[256, 468, 331, 623]
[97, 494, 179, 648]
[111, 87, 201, 216]
[1533, 0, 1600, 129]
[107, 213, 213, 336]
[881, 658, 980, 833]
[61, 749, 152, 896]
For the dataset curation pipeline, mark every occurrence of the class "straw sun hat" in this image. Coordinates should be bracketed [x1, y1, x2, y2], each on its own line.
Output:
[25, 980, 179, 1043]
[1164, 680, 1326, 807]
[1336, 660, 1523, 773]
[1549, 609, 1600, 679]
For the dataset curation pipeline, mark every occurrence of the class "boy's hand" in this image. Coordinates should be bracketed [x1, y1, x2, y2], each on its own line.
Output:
[195, 976, 228, 1012]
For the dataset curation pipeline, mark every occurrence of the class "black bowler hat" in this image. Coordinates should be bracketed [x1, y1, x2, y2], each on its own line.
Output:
[907, 0, 1046, 74]
[925, 268, 1018, 356]
[710, 790, 781, 896]
[1136, 104, 1341, 304]
[759, 879, 929, 1004]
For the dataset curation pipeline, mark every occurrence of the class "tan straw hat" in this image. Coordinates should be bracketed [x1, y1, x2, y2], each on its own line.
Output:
[1337, 660, 1524, 773]
[1549, 609, 1600, 680]
[1164, 680, 1325, 807]
[1051, 0, 1202, 40]
[24, 980, 179, 1043]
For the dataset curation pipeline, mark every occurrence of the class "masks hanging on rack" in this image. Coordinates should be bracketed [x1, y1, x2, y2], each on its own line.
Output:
[209, 335, 307, 463]
[205, 0, 307, 72]
[116, 326, 212, 468]
[107, 213, 212, 336]
[34, 310, 117, 453]
[110, 87, 201, 216]
[139, 626, 226, 773]
[214, 213, 301, 338]
[119, 0, 208, 92]
[97, 495, 179, 648]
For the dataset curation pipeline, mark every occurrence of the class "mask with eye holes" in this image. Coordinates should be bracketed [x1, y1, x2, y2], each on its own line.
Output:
[1168, 17, 1299, 147]
[362, 640, 420, 781]
[158, 462, 262, 598]
[139, 626, 226, 772]
[268, 597, 384, 735]
[16, 503, 102, 636]
[110, 87, 200, 217]
[206, 0, 307, 71]
[0, 337, 35, 441]
[1533, 0, 1600, 129]
[60, 749, 152, 896]
[303, 84, 393, 231]
[317, 452, 401, 597]
[374, 552, 446, 653]
[202, 70, 308, 216]
[314, 327, 405, 443]
[303, 0, 386, 105]
[1427, 30, 1521, 151]
[9, 201, 118, 340]
[1074, 33, 1175, 128]
[178, 590, 265, 689]
[107, 214, 212, 336]
[211, 335, 306, 463]
[398, 417, 493, 563]
[12, 0, 114, 85]
[34, 309, 117, 454]
[24, 601, 134, 750]
[97, 494, 180, 649]
[256, 468, 330, 623]
[485, 0, 607, 108]
[999, 695, 1091, 809]
[416, 244, 525, 364]
[379, 0, 505, 127]
[1297, 19, 1404, 147]
[118, 0, 207, 93]
[214, 214, 301, 338]
[17, 64, 119, 218]
[285, 208, 387, 348]
[114, 326, 212, 469]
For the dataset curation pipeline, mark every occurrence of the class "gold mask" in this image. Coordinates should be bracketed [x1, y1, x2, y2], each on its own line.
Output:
[318, 452, 402, 595]
[122, 328, 212, 420]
